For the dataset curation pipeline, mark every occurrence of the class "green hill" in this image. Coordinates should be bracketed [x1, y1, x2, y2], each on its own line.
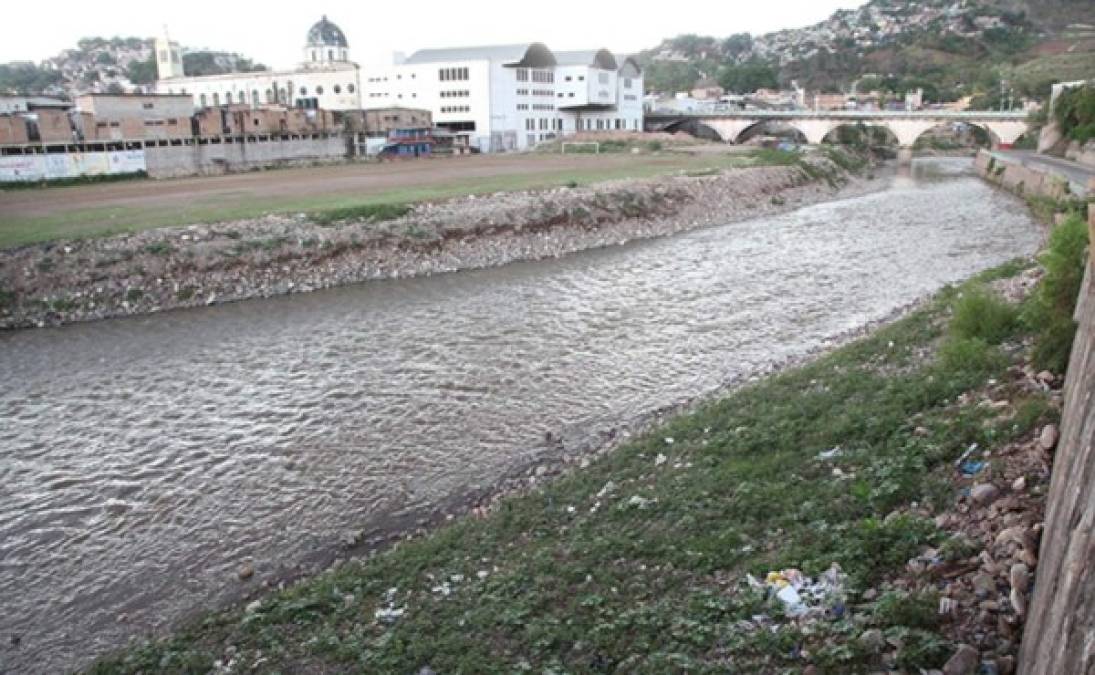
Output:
[641, 0, 1095, 107]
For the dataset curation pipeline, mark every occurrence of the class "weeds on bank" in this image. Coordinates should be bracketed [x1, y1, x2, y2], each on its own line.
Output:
[311, 203, 412, 226]
[1022, 212, 1090, 372]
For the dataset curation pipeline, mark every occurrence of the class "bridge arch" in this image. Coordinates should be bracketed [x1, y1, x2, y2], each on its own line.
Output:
[904, 121, 999, 151]
[730, 119, 807, 145]
[822, 122, 900, 147]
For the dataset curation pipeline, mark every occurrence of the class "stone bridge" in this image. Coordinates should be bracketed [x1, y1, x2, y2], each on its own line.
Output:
[646, 110, 1032, 163]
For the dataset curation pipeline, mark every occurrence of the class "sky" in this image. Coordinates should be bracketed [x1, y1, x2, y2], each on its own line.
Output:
[3, 0, 867, 67]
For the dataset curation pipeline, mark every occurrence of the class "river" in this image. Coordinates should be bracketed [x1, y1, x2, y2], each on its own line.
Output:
[0, 158, 1044, 673]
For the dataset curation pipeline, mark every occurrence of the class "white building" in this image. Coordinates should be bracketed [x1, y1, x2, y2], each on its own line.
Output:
[155, 16, 363, 112]
[364, 44, 643, 152]
[154, 18, 643, 152]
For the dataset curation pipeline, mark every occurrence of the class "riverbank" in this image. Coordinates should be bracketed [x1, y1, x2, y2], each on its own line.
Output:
[87, 249, 1077, 673]
[0, 148, 877, 330]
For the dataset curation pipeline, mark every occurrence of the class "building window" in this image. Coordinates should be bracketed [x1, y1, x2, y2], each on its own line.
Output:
[624, 78, 632, 89]
[252, 90, 259, 106]
[516, 68, 529, 82]
[200, 94, 207, 107]
[312, 50, 317, 62]
[142, 102, 154, 110]
[226, 92, 232, 104]
[334, 84, 342, 94]
[316, 86, 324, 95]
[266, 89, 273, 103]
[328, 49, 334, 61]
[347, 84, 355, 93]
[213, 93, 220, 106]
[598, 72, 610, 84]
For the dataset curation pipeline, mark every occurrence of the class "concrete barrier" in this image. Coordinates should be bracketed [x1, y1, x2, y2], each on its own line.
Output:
[1018, 206, 1095, 674]
[143, 135, 348, 178]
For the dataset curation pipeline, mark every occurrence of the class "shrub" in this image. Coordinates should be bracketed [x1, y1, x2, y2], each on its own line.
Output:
[1053, 84, 1095, 144]
[1023, 213, 1090, 372]
[949, 286, 1019, 344]
[937, 337, 1007, 379]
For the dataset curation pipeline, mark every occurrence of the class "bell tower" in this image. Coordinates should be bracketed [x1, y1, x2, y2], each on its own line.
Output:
[155, 26, 185, 80]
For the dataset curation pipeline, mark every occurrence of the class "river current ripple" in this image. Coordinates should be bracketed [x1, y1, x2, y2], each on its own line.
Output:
[0, 159, 1043, 672]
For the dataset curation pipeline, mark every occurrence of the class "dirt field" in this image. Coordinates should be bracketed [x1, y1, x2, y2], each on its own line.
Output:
[0, 149, 753, 248]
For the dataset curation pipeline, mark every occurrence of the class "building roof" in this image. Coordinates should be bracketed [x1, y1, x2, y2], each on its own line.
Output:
[553, 50, 617, 70]
[307, 15, 348, 48]
[403, 43, 556, 67]
[0, 95, 71, 109]
[615, 54, 642, 75]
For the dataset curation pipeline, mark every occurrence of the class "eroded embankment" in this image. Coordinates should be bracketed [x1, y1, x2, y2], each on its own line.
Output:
[0, 154, 874, 329]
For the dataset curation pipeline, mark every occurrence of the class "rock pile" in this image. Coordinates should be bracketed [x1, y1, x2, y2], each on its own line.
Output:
[0, 153, 878, 330]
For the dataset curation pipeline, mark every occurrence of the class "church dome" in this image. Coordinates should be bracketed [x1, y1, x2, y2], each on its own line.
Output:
[306, 15, 348, 48]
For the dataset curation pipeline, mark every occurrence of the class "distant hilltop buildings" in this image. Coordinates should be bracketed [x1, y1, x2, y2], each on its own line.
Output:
[154, 16, 644, 153]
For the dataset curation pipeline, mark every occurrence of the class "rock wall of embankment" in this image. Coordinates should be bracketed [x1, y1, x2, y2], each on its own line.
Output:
[973, 150, 1073, 202]
[1018, 207, 1095, 674]
[0, 156, 874, 330]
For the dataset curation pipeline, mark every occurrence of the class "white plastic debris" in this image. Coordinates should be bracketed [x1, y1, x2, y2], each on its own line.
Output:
[817, 447, 843, 460]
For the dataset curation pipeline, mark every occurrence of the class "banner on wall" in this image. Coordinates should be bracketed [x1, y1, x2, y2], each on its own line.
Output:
[0, 149, 146, 182]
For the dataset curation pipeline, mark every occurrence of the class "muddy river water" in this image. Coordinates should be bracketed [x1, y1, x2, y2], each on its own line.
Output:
[0, 159, 1044, 672]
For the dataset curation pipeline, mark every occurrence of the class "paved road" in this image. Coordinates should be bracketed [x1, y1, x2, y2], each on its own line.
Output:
[996, 150, 1095, 196]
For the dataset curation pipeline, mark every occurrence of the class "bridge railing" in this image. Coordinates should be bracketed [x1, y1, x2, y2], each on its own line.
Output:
[646, 110, 1029, 120]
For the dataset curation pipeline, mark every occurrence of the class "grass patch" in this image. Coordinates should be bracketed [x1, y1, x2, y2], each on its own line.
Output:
[0, 153, 800, 249]
[143, 242, 175, 256]
[0, 171, 148, 190]
[90, 261, 1040, 674]
[312, 203, 412, 226]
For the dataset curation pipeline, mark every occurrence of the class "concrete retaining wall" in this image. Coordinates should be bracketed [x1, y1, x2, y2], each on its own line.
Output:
[143, 135, 349, 178]
[1018, 207, 1095, 674]
[974, 150, 1071, 201]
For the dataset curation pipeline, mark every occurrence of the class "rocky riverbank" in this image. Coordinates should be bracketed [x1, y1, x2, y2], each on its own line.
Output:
[0, 150, 881, 329]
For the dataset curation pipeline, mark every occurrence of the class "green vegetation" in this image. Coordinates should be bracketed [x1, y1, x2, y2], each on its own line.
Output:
[0, 62, 63, 94]
[1023, 212, 1091, 372]
[1052, 84, 1095, 144]
[0, 172, 148, 190]
[716, 60, 779, 94]
[312, 203, 412, 226]
[950, 286, 1020, 344]
[91, 262, 1044, 674]
[142, 242, 175, 256]
[640, 2, 1095, 108]
[182, 51, 267, 77]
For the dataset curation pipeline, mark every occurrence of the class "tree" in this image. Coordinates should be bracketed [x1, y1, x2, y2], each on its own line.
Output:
[642, 60, 702, 94]
[0, 62, 63, 93]
[717, 60, 779, 94]
[126, 55, 158, 85]
[721, 33, 754, 60]
[1054, 85, 1095, 144]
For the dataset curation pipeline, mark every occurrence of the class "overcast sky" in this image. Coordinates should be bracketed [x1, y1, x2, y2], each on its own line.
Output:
[4, 0, 867, 67]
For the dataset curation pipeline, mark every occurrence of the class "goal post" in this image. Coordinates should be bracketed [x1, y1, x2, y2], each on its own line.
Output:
[561, 142, 600, 155]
